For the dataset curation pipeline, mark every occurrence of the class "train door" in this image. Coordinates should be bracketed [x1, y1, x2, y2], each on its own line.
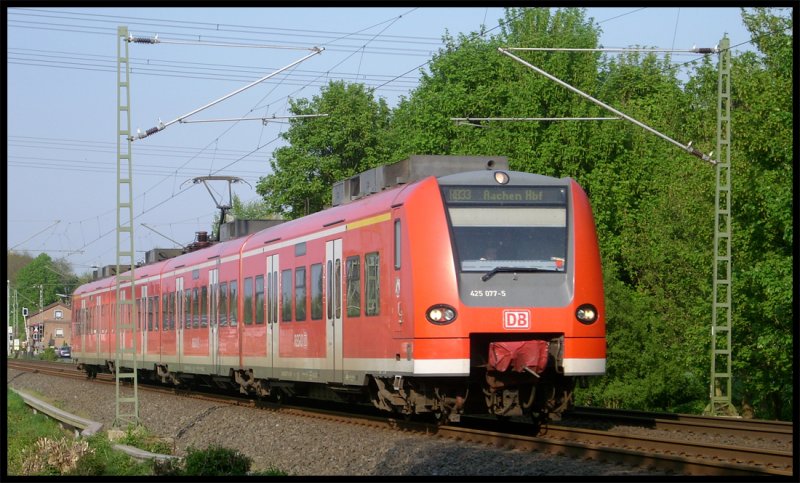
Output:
[326, 239, 343, 383]
[95, 295, 101, 361]
[140, 286, 148, 359]
[267, 254, 279, 378]
[176, 277, 184, 370]
[80, 299, 87, 358]
[209, 266, 220, 374]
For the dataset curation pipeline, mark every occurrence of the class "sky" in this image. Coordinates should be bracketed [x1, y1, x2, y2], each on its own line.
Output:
[6, 6, 763, 276]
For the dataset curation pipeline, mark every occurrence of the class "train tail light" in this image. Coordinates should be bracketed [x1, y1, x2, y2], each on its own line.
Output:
[576, 304, 598, 324]
[426, 304, 457, 325]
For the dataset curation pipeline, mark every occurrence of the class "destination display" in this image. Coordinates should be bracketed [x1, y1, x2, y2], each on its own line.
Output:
[442, 186, 566, 205]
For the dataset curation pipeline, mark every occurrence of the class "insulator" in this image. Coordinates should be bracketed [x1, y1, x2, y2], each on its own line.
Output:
[129, 36, 158, 44]
[145, 127, 160, 136]
[693, 47, 716, 54]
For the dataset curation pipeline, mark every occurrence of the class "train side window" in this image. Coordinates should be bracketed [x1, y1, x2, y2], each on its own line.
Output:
[168, 291, 175, 330]
[346, 256, 361, 317]
[138, 297, 144, 332]
[229, 280, 238, 327]
[184, 289, 192, 329]
[162, 293, 169, 330]
[200, 286, 208, 328]
[153, 295, 161, 332]
[255, 275, 265, 324]
[281, 269, 293, 322]
[394, 219, 401, 270]
[295, 267, 306, 321]
[192, 288, 200, 329]
[147, 296, 153, 332]
[365, 252, 380, 316]
[219, 282, 228, 327]
[310, 263, 323, 320]
[243, 277, 253, 325]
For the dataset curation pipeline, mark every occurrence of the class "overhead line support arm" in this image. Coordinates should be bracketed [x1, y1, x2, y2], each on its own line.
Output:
[498, 48, 716, 165]
[132, 47, 324, 142]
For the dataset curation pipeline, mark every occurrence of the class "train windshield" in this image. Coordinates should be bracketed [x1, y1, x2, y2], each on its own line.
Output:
[443, 185, 568, 273]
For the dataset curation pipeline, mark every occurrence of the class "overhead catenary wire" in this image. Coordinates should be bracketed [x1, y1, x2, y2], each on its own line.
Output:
[505, 46, 719, 54]
[132, 46, 324, 140]
[179, 113, 329, 124]
[452, 117, 621, 122]
[498, 47, 716, 165]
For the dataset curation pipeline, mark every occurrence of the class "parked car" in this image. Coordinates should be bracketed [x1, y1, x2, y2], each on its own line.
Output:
[58, 346, 71, 358]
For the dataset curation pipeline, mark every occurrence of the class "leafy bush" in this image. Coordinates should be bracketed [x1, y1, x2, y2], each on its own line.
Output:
[39, 347, 58, 361]
[182, 444, 252, 476]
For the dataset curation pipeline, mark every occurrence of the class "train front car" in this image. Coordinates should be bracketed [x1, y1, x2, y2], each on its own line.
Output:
[397, 169, 605, 423]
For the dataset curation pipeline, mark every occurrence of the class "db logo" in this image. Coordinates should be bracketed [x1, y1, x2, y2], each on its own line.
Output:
[503, 310, 530, 330]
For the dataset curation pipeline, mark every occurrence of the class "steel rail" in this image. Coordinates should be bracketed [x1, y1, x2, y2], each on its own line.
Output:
[8, 360, 793, 477]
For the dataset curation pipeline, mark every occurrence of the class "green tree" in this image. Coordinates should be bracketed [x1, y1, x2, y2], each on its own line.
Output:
[256, 80, 392, 218]
[725, 7, 792, 419]
[7, 251, 35, 285]
[13, 254, 75, 340]
[388, 7, 604, 178]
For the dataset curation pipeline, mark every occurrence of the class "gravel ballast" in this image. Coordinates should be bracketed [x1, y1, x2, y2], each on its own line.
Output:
[8, 368, 664, 476]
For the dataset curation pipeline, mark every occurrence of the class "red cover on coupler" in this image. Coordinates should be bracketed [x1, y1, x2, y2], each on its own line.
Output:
[487, 340, 549, 374]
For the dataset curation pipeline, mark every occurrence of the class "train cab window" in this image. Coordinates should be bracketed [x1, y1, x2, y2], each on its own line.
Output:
[243, 277, 253, 325]
[255, 275, 265, 324]
[184, 289, 192, 329]
[394, 219, 401, 270]
[229, 280, 238, 326]
[219, 282, 228, 327]
[192, 288, 200, 329]
[345, 256, 361, 317]
[365, 252, 380, 316]
[310, 263, 323, 320]
[200, 286, 208, 328]
[295, 267, 306, 322]
[281, 269, 292, 322]
[444, 186, 568, 273]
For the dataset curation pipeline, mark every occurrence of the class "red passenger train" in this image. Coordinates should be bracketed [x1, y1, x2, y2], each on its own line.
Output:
[72, 155, 605, 422]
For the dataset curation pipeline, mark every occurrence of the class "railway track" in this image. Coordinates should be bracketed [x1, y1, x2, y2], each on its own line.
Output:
[8, 360, 794, 476]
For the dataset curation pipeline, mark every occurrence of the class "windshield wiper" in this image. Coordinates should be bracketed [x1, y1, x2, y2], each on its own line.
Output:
[481, 266, 557, 282]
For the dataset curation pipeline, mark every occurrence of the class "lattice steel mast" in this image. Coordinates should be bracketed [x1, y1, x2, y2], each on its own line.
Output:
[114, 26, 139, 427]
[707, 36, 737, 417]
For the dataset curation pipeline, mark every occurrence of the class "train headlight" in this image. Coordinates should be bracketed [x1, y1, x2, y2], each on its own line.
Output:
[426, 304, 457, 325]
[576, 304, 598, 324]
[494, 171, 510, 184]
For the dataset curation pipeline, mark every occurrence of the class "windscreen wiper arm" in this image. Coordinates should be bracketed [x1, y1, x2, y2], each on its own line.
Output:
[481, 266, 556, 282]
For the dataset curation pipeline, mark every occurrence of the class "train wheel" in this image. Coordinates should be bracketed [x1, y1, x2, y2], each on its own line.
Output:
[432, 409, 449, 426]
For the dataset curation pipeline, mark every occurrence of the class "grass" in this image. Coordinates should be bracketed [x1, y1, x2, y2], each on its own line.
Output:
[7, 389, 151, 476]
[8, 389, 289, 476]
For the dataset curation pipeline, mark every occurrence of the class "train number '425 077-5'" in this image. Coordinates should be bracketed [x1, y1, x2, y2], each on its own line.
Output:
[470, 290, 507, 297]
